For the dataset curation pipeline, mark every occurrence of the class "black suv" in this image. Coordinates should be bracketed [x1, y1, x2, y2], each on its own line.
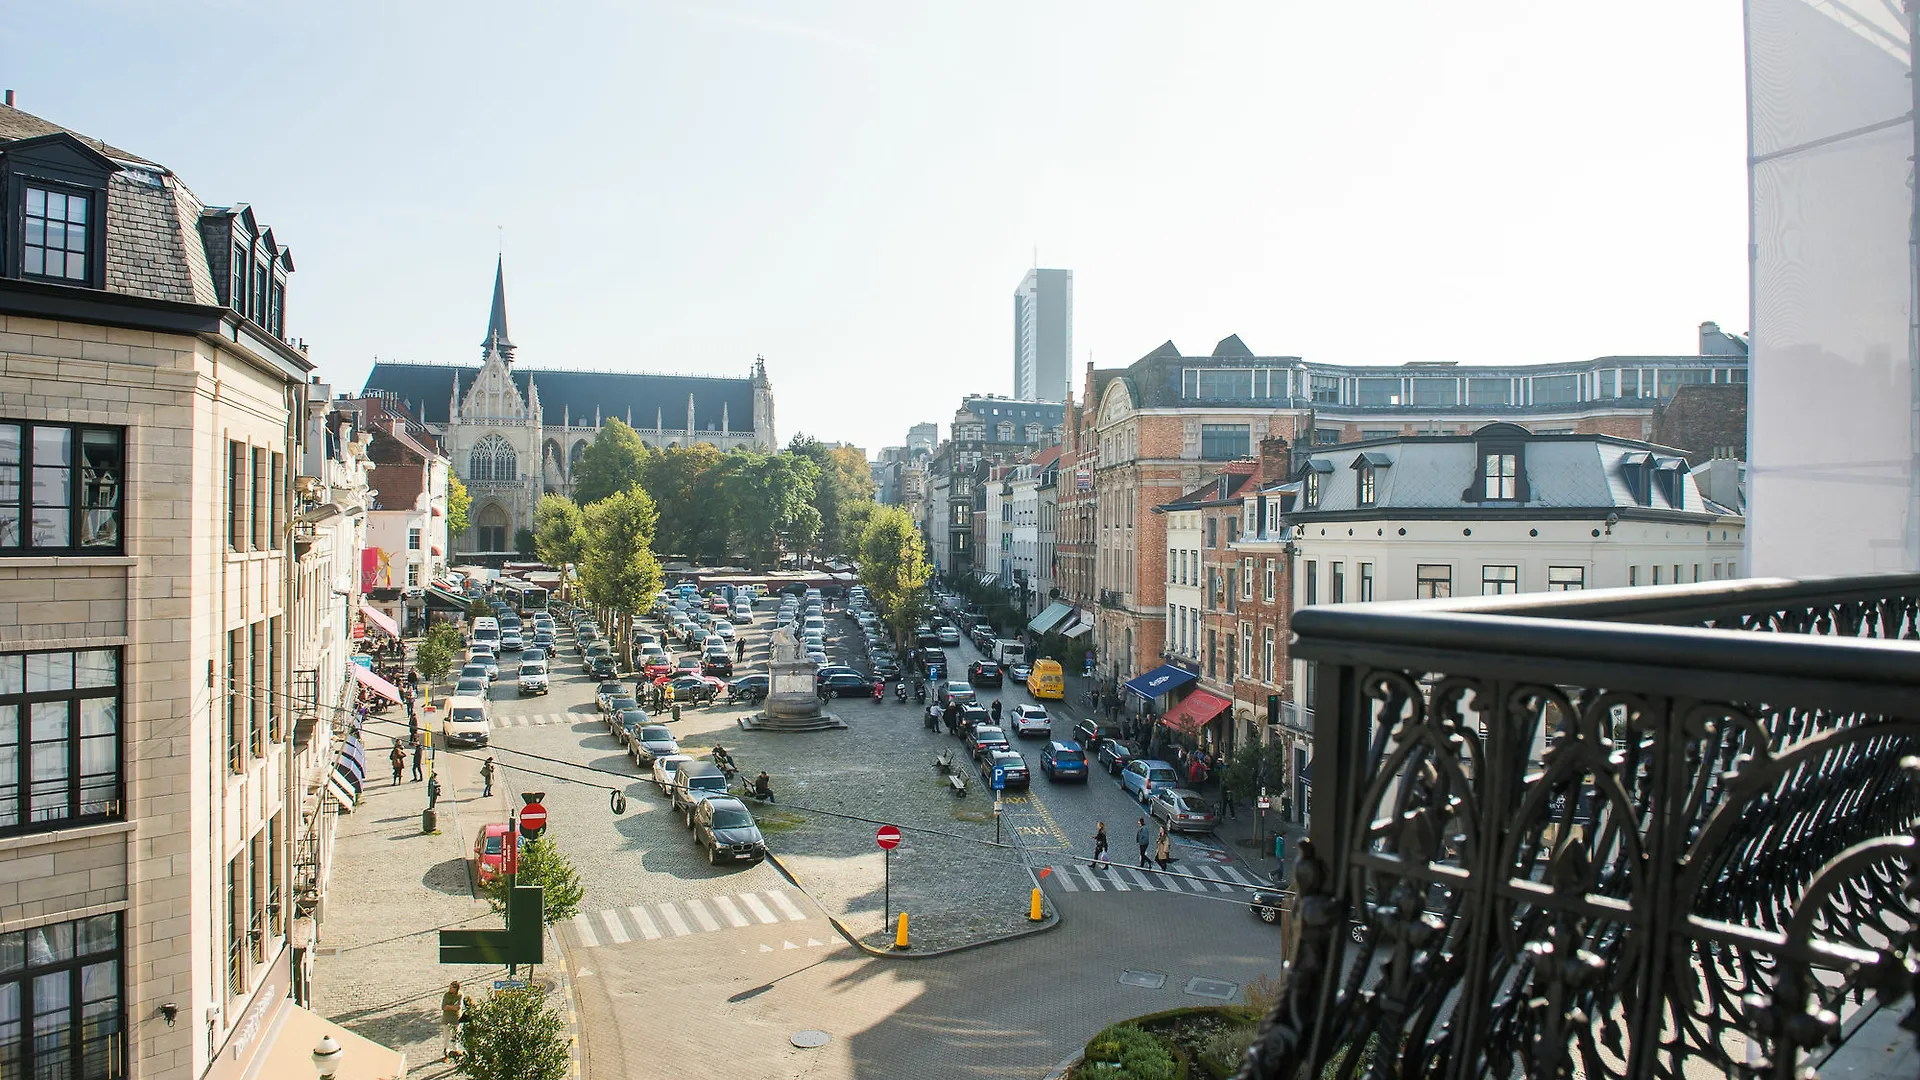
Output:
[1074, 719, 1123, 754]
[968, 661, 1002, 688]
[588, 655, 617, 680]
[702, 654, 734, 677]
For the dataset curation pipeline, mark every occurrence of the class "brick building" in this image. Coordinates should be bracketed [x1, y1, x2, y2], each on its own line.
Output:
[1653, 383, 1748, 465]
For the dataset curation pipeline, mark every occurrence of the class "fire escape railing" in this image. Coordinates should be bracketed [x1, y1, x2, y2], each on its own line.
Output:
[1240, 574, 1920, 1080]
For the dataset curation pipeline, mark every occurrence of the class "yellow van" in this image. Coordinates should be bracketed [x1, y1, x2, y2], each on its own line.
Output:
[1027, 659, 1065, 700]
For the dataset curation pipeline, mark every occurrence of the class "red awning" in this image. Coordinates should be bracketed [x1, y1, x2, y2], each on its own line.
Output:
[1160, 689, 1232, 734]
[361, 606, 400, 638]
[431, 546, 443, 556]
[350, 664, 402, 704]
[431, 506, 444, 517]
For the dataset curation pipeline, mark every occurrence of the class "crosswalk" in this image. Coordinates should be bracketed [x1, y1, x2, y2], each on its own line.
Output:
[1043, 861, 1266, 895]
[491, 711, 600, 728]
[567, 888, 811, 949]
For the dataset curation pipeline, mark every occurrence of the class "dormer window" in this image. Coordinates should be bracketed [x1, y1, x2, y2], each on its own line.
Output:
[1304, 470, 1320, 508]
[1351, 451, 1390, 507]
[230, 242, 249, 312]
[3, 133, 117, 289]
[1357, 464, 1376, 506]
[23, 186, 90, 282]
[1483, 452, 1517, 499]
[1463, 423, 1532, 503]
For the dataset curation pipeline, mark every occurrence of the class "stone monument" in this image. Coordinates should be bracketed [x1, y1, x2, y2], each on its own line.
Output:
[739, 624, 847, 732]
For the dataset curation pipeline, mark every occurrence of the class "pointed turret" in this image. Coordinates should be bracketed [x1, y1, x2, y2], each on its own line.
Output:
[481, 256, 515, 362]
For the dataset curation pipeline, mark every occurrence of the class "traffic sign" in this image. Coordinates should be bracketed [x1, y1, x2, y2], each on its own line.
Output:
[520, 802, 548, 833]
[992, 767, 1005, 791]
[875, 824, 902, 850]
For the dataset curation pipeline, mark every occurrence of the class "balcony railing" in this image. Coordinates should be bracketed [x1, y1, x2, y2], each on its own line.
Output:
[1240, 574, 1920, 1080]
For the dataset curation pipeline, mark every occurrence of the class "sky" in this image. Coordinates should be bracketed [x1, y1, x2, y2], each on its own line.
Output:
[1, 1, 1750, 455]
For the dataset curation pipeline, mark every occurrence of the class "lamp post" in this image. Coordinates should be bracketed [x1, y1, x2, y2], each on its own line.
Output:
[312, 1034, 343, 1077]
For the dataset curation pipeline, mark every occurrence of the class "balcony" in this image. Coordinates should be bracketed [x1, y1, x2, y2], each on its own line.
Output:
[1249, 574, 1920, 1079]
[1099, 589, 1125, 610]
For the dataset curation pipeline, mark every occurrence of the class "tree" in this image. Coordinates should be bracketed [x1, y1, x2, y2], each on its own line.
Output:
[482, 836, 584, 924]
[570, 419, 650, 505]
[531, 496, 585, 568]
[415, 623, 465, 685]
[468, 598, 492, 619]
[788, 435, 878, 560]
[858, 505, 933, 648]
[580, 489, 665, 662]
[513, 528, 535, 557]
[447, 475, 472, 538]
[456, 985, 571, 1080]
[720, 451, 821, 570]
[642, 443, 724, 560]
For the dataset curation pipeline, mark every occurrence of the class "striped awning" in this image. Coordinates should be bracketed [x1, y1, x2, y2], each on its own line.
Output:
[350, 665, 402, 704]
[361, 605, 400, 638]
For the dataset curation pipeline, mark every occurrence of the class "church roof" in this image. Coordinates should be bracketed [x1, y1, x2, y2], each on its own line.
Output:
[482, 256, 513, 360]
[362, 362, 760, 435]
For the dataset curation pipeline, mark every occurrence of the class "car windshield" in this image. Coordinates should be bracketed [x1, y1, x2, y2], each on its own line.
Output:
[711, 807, 754, 829]
[690, 774, 727, 791]
[451, 707, 485, 724]
[483, 836, 502, 854]
[641, 727, 672, 742]
[523, 663, 545, 674]
[1148, 766, 1177, 782]
[457, 680, 486, 694]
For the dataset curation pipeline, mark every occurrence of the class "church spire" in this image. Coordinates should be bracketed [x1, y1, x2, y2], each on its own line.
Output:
[481, 256, 515, 362]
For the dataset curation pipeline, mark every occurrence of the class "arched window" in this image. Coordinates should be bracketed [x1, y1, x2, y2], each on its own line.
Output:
[1024, 423, 1042, 443]
[469, 434, 516, 483]
[996, 421, 1015, 442]
[569, 441, 588, 470]
[476, 503, 510, 552]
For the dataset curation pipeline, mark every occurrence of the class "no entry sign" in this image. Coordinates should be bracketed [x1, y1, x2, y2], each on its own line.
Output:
[519, 803, 548, 832]
[875, 824, 901, 850]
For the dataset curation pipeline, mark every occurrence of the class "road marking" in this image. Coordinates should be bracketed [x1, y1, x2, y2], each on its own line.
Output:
[1052, 867, 1078, 892]
[626, 905, 661, 940]
[1075, 865, 1105, 892]
[1119, 867, 1153, 890]
[782, 940, 799, 950]
[572, 913, 601, 948]
[1215, 865, 1257, 888]
[711, 895, 751, 927]
[1174, 870, 1209, 893]
[766, 890, 808, 921]
[1196, 867, 1235, 892]
[1104, 864, 1130, 891]
[683, 897, 721, 932]
[600, 909, 630, 944]
[740, 893, 780, 924]
[658, 902, 692, 936]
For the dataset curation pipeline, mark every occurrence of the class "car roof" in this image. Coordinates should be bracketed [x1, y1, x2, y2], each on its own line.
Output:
[703, 796, 748, 813]
[680, 763, 724, 778]
[1048, 741, 1083, 752]
[447, 695, 486, 708]
[481, 822, 511, 837]
[1140, 759, 1176, 770]
[974, 725, 1004, 735]
[1017, 703, 1047, 713]
[1168, 787, 1203, 798]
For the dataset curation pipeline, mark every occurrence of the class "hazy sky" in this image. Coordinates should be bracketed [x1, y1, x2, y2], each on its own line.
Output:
[3, 2, 1749, 454]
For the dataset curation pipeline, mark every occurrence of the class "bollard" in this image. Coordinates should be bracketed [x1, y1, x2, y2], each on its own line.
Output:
[1029, 887, 1044, 922]
[421, 807, 438, 833]
[672, 703, 682, 722]
[894, 912, 909, 950]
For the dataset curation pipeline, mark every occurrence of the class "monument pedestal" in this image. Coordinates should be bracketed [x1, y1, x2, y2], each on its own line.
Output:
[740, 627, 850, 732]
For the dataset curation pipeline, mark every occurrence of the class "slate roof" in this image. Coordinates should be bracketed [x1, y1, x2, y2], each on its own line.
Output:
[0, 104, 157, 166]
[1295, 430, 1727, 517]
[1156, 463, 1258, 512]
[362, 361, 759, 434]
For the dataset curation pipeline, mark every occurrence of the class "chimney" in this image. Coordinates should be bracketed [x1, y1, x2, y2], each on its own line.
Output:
[3, 91, 14, 108]
[1258, 436, 1291, 482]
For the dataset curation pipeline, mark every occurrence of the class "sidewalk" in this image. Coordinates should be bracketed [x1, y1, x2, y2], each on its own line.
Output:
[312, 683, 581, 1078]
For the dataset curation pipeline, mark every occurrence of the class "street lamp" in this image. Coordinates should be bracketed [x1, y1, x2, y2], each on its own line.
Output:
[312, 1034, 343, 1078]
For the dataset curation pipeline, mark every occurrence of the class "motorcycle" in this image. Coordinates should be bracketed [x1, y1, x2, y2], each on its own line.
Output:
[895, 681, 907, 703]
[871, 680, 885, 703]
[914, 681, 927, 704]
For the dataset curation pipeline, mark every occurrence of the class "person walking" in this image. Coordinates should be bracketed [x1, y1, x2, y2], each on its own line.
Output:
[1155, 825, 1173, 872]
[389, 741, 405, 785]
[481, 757, 495, 798]
[1219, 776, 1237, 819]
[440, 980, 463, 1061]
[1093, 822, 1110, 869]
[1136, 817, 1152, 867]
[411, 742, 424, 782]
[736, 637, 745, 661]
[990, 698, 1002, 723]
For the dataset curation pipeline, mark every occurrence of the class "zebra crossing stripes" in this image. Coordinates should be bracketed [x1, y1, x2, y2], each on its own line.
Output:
[567, 889, 810, 950]
[1045, 862, 1263, 895]
[493, 711, 597, 729]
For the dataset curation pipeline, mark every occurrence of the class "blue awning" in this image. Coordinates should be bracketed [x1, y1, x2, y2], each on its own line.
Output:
[1124, 664, 1197, 701]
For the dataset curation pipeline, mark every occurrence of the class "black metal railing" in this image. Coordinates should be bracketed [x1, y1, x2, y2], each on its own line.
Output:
[1240, 574, 1920, 1080]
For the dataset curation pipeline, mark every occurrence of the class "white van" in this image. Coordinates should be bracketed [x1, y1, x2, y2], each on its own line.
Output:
[442, 695, 490, 748]
[471, 616, 500, 646]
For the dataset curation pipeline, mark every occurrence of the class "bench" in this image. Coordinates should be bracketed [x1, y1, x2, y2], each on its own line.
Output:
[947, 773, 968, 797]
[932, 751, 955, 775]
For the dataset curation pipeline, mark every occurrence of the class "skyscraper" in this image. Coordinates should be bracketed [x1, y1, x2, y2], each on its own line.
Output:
[1014, 268, 1073, 403]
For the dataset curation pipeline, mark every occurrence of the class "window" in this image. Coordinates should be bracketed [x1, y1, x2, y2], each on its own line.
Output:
[1712, 562, 1724, 580]
[1310, 375, 1340, 404]
[0, 913, 124, 1078]
[1186, 369, 1256, 400]
[1481, 565, 1519, 595]
[232, 242, 249, 311]
[1240, 623, 1252, 675]
[1225, 568, 1236, 612]
[1693, 564, 1702, 583]
[1416, 564, 1452, 599]
[1241, 558, 1254, 600]
[0, 423, 123, 553]
[270, 453, 285, 545]
[408, 528, 422, 551]
[1264, 558, 1276, 602]
[251, 448, 269, 550]
[267, 615, 282, 741]
[468, 435, 517, 484]
[1483, 453, 1518, 499]
[1262, 628, 1276, 683]
[1467, 378, 1511, 406]
[249, 622, 265, 757]
[1166, 549, 1175, 583]
[1206, 518, 1217, 548]
[21, 186, 91, 282]
[0, 649, 121, 833]
[1313, 428, 1340, 445]
[1547, 566, 1585, 591]
[1674, 564, 1683, 586]
[1357, 465, 1377, 507]
[1330, 562, 1345, 603]
[1303, 560, 1317, 605]
[1411, 379, 1457, 406]
[1359, 562, 1374, 601]
[268, 278, 286, 337]
[1303, 470, 1320, 508]
[1652, 565, 1663, 585]
[1533, 374, 1579, 403]
[226, 628, 241, 772]
[1356, 378, 1399, 406]
[1630, 565, 1641, 587]
[1200, 425, 1251, 461]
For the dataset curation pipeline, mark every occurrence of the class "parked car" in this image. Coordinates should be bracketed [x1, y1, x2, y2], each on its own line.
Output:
[1009, 704, 1051, 738]
[671, 764, 732, 822]
[650, 753, 695, 793]
[956, 704, 991, 737]
[1008, 661, 1032, 682]
[938, 626, 960, 645]
[587, 656, 617, 681]
[819, 672, 875, 698]
[629, 725, 680, 768]
[602, 697, 639, 733]
[651, 674, 723, 703]
[1095, 738, 1134, 776]
[727, 674, 770, 704]
[702, 653, 734, 677]
[641, 656, 676, 680]
[518, 660, 549, 695]
[675, 655, 703, 675]
[967, 660, 1003, 688]
[466, 648, 499, 681]
[595, 680, 627, 715]
[1149, 787, 1219, 834]
[967, 725, 1011, 761]
[473, 823, 518, 886]
[1075, 720, 1124, 753]
[730, 607, 754, 625]
[693, 796, 767, 866]
[455, 675, 490, 700]
[712, 622, 736, 641]
[1120, 759, 1180, 803]
[815, 665, 862, 683]
[939, 681, 976, 707]
[980, 749, 1030, 791]
[1039, 741, 1089, 782]
[613, 708, 649, 745]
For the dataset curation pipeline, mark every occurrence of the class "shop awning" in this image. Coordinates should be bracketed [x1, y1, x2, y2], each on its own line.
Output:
[1028, 601, 1075, 635]
[978, 572, 998, 587]
[332, 758, 363, 794]
[325, 769, 357, 809]
[360, 605, 400, 638]
[425, 586, 469, 613]
[341, 736, 365, 773]
[1125, 664, 1197, 701]
[1062, 621, 1092, 640]
[1160, 689, 1232, 733]
[350, 665, 402, 704]
[242, 999, 405, 1080]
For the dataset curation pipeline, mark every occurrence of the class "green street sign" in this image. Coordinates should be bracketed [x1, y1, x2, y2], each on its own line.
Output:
[439, 885, 545, 965]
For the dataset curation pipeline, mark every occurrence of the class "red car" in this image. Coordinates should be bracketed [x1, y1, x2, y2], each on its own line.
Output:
[706, 596, 729, 614]
[474, 823, 518, 886]
[642, 657, 675, 680]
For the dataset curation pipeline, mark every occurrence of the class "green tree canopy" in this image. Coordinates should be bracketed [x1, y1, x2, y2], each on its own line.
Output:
[570, 418, 650, 505]
[788, 435, 879, 560]
[579, 488, 665, 616]
[531, 496, 585, 568]
[858, 505, 932, 647]
[642, 443, 724, 560]
[482, 836, 584, 925]
[446, 475, 472, 537]
[721, 452, 821, 570]
[457, 985, 572, 1080]
[415, 622, 466, 684]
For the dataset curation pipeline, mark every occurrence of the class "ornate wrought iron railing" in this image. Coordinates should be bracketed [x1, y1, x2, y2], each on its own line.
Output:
[1241, 574, 1920, 1080]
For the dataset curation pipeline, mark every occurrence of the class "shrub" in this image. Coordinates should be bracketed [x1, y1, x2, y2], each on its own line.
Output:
[1081, 1024, 1179, 1080]
[1195, 1022, 1259, 1077]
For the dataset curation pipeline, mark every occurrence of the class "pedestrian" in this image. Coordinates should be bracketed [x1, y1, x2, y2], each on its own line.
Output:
[1136, 817, 1151, 867]
[427, 772, 442, 808]
[440, 980, 463, 1061]
[389, 741, 405, 784]
[1219, 777, 1237, 819]
[411, 743, 424, 782]
[1093, 822, 1109, 869]
[990, 698, 1002, 723]
[407, 713, 419, 747]
[1155, 825, 1172, 872]
[736, 638, 745, 661]
[481, 757, 495, 798]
